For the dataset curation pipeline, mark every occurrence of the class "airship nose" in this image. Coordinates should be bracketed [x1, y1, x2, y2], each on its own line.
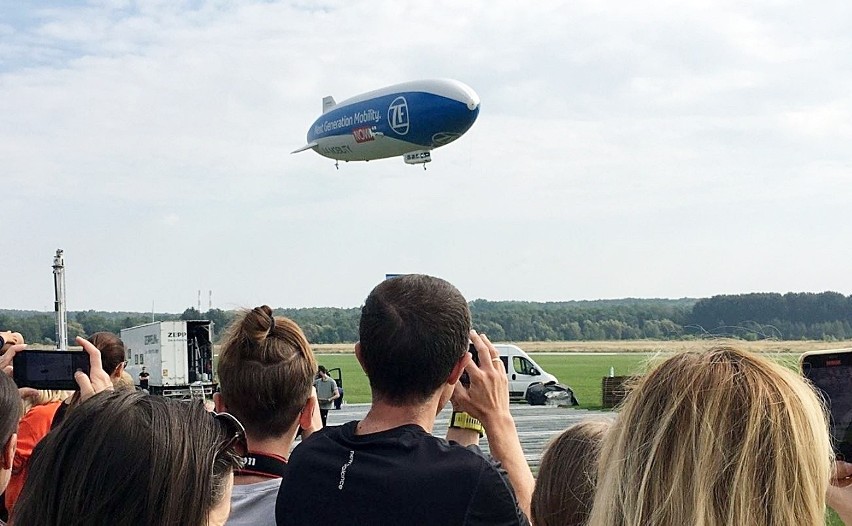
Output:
[445, 79, 480, 112]
[460, 88, 480, 111]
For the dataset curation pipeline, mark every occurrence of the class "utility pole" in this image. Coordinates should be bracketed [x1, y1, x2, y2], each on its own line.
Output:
[52, 249, 68, 350]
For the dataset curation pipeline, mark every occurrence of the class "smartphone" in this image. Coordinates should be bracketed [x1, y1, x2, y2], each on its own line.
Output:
[13, 350, 90, 390]
[460, 343, 480, 388]
[801, 348, 852, 460]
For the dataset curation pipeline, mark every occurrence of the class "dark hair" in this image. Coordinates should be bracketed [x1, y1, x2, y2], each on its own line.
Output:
[12, 390, 241, 526]
[0, 373, 21, 446]
[532, 420, 611, 526]
[358, 274, 470, 405]
[87, 332, 126, 377]
[317, 365, 328, 375]
[217, 305, 317, 439]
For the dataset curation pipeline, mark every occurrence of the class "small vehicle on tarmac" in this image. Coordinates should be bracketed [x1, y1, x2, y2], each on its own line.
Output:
[494, 344, 577, 406]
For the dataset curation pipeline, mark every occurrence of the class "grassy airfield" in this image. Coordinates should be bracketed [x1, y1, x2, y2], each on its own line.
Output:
[315, 338, 852, 408]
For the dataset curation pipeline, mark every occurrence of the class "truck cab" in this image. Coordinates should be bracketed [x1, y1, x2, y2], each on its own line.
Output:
[493, 344, 559, 401]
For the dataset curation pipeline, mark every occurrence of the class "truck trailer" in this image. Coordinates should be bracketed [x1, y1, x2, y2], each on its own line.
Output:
[121, 320, 216, 399]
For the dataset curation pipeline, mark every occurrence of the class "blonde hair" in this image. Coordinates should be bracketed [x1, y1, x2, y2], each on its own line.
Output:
[532, 420, 612, 526]
[113, 371, 135, 391]
[588, 346, 833, 526]
[21, 390, 71, 415]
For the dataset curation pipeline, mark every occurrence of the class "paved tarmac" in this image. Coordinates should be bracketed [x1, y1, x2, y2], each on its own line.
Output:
[322, 403, 612, 472]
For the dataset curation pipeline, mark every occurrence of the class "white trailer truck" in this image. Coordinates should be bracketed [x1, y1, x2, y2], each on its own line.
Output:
[121, 320, 216, 399]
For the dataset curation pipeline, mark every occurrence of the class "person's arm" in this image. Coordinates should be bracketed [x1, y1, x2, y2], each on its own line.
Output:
[451, 331, 534, 520]
[446, 425, 480, 446]
[330, 380, 340, 402]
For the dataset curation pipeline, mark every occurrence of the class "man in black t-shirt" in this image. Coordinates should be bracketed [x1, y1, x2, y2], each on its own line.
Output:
[276, 275, 533, 526]
[138, 367, 149, 390]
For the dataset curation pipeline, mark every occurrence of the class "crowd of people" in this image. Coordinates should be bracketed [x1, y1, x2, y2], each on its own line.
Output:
[1, 274, 852, 525]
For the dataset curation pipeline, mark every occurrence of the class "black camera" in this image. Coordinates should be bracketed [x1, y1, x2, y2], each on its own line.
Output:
[460, 343, 479, 387]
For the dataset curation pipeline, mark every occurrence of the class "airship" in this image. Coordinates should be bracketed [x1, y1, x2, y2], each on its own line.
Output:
[292, 79, 480, 168]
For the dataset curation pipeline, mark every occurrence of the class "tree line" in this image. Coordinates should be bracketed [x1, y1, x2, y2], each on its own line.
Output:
[2, 291, 851, 344]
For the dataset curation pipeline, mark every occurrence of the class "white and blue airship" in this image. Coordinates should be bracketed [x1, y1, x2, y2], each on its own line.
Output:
[292, 79, 480, 168]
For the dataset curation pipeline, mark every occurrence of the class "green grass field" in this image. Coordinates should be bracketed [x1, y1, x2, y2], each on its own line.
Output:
[316, 353, 657, 407]
[316, 352, 803, 409]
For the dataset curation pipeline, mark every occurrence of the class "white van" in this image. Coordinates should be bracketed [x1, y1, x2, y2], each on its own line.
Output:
[493, 344, 559, 401]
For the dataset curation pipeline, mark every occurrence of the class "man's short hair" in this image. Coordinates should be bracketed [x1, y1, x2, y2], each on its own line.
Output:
[217, 306, 317, 438]
[359, 274, 470, 405]
[317, 365, 328, 375]
[0, 373, 21, 446]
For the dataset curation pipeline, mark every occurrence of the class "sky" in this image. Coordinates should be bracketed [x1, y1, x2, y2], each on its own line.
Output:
[3, 0, 852, 313]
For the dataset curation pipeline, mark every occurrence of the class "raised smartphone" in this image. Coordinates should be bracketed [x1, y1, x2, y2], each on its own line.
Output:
[13, 350, 90, 390]
[801, 348, 852, 460]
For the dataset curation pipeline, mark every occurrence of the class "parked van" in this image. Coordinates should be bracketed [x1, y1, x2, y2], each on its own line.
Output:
[493, 344, 559, 401]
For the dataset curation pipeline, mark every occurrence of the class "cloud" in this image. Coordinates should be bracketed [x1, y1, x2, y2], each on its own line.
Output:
[3, 0, 852, 310]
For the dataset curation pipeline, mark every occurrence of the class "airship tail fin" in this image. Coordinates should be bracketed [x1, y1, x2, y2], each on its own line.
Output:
[291, 142, 318, 154]
[322, 96, 336, 113]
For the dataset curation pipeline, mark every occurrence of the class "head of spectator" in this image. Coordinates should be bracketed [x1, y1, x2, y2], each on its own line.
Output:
[87, 331, 126, 380]
[532, 420, 611, 526]
[216, 305, 318, 446]
[20, 389, 70, 414]
[114, 371, 136, 391]
[587, 346, 832, 526]
[0, 373, 22, 496]
[12, 390, 243, 526]
[357, 274, 470, 407]
[276, 275, 535, 525]
[317, 364, 328, 379]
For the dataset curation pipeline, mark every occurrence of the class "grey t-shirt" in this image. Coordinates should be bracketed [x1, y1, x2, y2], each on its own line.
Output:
[226, 477, 281, 526]
[314, 377, 338, 410]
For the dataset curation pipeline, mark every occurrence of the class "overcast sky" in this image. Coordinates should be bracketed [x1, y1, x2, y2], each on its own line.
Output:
[3, 0, 852, 312]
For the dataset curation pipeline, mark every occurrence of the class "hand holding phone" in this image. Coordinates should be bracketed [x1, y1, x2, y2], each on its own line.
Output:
[73, 336, 115, 401]
[12, 337, 114, 400]
[460, 342, 480, 388]
[13, 350, 90, 390]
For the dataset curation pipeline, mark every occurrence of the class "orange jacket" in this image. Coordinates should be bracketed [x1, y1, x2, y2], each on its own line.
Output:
[5, 401, 62, 513]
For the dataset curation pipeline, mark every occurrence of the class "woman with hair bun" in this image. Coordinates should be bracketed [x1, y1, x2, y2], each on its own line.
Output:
[587, 345, 834, 526]
[214, 305, 320, 526]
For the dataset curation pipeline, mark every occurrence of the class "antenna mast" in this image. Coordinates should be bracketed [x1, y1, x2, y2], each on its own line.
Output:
[52, 249, 68, 350]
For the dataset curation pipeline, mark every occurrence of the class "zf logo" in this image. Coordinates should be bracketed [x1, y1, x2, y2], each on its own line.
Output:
[388, 97, 409, 135]
[144, 334, 159, 345]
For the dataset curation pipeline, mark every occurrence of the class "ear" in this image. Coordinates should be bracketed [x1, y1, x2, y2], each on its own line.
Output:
[298, 394, 318, 430]
[447, 352, 470, 386]
[2, 433, 16, 470]
[213, 392, 227, 413]
[113, 361, 126, 379]
[354, 342, 365, 370]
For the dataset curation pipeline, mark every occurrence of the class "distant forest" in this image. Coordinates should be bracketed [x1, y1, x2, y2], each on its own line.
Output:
[3, 291, 852, 344]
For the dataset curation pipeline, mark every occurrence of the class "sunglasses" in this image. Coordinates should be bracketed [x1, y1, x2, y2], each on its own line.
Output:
[212, 411, 248, 463]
